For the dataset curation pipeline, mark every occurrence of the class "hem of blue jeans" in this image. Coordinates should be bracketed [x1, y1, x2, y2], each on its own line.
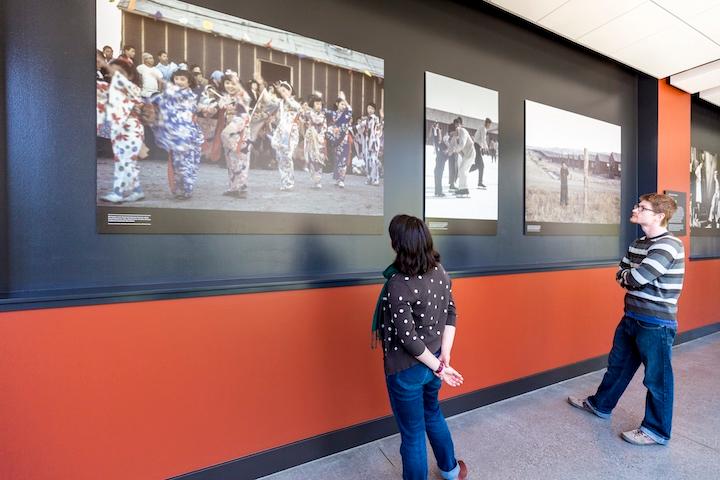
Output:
[639, 425, 669, 445]
[585, 398, 612, 419]
[440, 461, 460, 480]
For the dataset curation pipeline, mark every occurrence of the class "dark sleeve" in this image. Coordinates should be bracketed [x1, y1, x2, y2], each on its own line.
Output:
[446, 280, 457, 327]
[387, 278, 425, 357]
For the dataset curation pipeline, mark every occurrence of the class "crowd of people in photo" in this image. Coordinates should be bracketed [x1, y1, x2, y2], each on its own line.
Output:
[96, 44, 385, 204]
[429, 117, 497, 198]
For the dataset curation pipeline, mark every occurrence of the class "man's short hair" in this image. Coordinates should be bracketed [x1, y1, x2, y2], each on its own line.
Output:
[453, 117, 462, 125]
[157, 50, 168, 57]
[640, 193, 677, 227]
[123, 45, 135, 52]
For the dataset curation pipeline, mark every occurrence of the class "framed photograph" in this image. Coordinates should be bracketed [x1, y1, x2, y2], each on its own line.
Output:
[424, 72, 499, 235]
[690, 147, 720, 235]
[96, 0, 384, 234]
[524, 100, 621, 236]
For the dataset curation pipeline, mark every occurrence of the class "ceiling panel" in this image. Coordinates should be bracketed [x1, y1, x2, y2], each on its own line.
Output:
[488, 0, 569, 22]
[651, 0, 720, 21]
[614, 21, 720, 78]
[684, 4, 720, 44]
[670, 59, 720, 93]
[699, 84, 720, 107]
[538, 0, 646, 40]
[577, 2, 676, 54]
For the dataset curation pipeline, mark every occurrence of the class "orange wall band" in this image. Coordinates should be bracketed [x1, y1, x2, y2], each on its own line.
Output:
[1, 260, 718, 480]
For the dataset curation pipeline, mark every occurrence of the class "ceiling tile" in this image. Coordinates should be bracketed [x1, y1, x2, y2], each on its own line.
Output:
[577, 2, 676, 54]
[488, 0, 569, 22]
[651, 0, 720, 21]
[685, 4, 720, 45]
[614, 21, 720, 77]
[670, 59, 720, 93]
[539, 0, 646, 39]
[699, 84, 720, 107]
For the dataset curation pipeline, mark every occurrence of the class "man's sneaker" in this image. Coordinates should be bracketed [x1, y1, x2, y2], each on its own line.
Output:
[125, 191, 145, 202]
[621, 429, 661, 446]
[567, 396, 609, 419]
[101, 192, 124, 203]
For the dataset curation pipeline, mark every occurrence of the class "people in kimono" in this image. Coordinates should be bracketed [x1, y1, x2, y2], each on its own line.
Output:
[267, 81, 302, 191]
[326, 93, 353, 188]
[100, 59, 146, 204]
[218, 75, 254, 198]
[195, 71, 225, 164]
[151, 69, 204, 200]
[357, 103, 382, 186]
[301, 95, 328, 189]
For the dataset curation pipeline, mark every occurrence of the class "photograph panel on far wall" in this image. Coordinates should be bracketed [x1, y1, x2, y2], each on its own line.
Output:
[524, 100, 621, 236]
[690, 146, 720, 235]
[424, 72, 499, 235]
[96, 0, 384, 234]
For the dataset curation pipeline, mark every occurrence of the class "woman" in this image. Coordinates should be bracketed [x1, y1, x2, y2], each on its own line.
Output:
[100, 58, 146, 203]
[151, 69, 204, 200]
[373, 214, 468, 480]
[326, 94, 353, 188]
[218, 75, 253, 198]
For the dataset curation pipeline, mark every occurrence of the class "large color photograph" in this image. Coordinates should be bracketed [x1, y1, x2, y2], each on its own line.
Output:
[96, 0, 384, 234]
[690, 147, 720, 235]
[424, 72, 499, 235]
[524, 100, 622, 236]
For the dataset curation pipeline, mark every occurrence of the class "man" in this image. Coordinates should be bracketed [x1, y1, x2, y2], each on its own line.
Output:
[118, 45, 136, 65]
[190, 65, 208, 94]
[156, 50, 179, 81]
[448, 117, 475, 197]
[568, 193, 684, 446]
[136, 53, 163, 98]
[560, 161, 569, 206]
[470, 117, 491, 188]
[430, 123, 446, 196]
[102, 45, 114, 62]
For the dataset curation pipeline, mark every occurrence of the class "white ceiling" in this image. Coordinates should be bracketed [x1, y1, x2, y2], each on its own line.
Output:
[486, 0, 720, 106]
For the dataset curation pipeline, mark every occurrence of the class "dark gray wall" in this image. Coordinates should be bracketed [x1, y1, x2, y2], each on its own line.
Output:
[2, 0, 639, 297]
[691, 98, 720, 258]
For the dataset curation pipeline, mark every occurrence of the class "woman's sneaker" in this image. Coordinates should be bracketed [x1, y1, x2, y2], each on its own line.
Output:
[567, 396, 610, 419]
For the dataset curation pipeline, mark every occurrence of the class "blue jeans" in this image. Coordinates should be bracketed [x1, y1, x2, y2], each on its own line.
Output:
[588, 315, 676, 444]
[386, 362, 460, 480]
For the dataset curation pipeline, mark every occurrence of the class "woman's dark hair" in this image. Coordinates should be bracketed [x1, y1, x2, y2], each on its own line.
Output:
[109, 58, 140, 87]
[389, 214, 440, 276]
[172, 69, 196, 89]
[308, 94, 323, 108]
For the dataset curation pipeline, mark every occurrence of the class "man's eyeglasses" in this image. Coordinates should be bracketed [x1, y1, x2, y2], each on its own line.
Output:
[633, 203, 658, 213]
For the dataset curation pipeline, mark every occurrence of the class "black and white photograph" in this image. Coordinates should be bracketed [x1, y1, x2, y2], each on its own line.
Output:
[690, 147, 720, 235]
[524, 100, 622, 236]
[96, 0, 384, 234]
[424, 72, 499, 235]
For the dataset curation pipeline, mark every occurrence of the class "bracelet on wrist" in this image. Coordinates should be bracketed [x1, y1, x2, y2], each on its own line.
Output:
[434, 361, 445, 375]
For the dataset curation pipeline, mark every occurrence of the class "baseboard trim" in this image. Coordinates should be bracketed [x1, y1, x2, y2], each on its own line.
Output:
[171, 321, 719, 480]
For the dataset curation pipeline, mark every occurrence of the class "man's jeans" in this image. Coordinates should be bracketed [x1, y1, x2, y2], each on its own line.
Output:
[588, 315, 676, 444]
[386, 362, 460, 480]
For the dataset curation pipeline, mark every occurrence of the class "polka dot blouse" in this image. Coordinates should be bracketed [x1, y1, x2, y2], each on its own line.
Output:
[380, 264, 457, 375]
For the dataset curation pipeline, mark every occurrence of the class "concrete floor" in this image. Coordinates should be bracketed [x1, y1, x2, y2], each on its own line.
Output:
[260, 332, 720, 480]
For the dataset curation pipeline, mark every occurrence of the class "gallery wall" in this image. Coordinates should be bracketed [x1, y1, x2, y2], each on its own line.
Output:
[3, 1, 720, 480]
[3, 0, 638, 299]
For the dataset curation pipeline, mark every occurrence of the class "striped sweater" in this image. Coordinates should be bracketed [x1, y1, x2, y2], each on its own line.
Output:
[617, 232, 685, 327]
